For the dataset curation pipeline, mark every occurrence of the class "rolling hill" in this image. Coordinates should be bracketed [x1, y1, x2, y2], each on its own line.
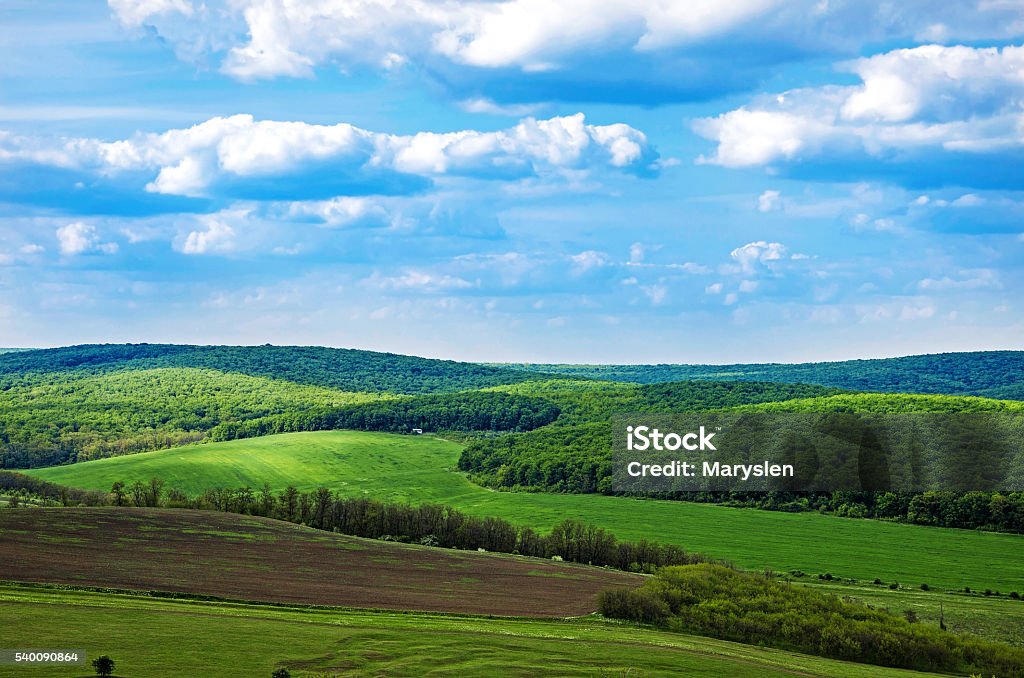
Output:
[0, 585, 935, 678]
[0, 508, 638, 617]
[27, 430, 1024, 594]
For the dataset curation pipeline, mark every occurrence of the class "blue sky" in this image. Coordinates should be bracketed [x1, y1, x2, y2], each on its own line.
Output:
[1, 0, 1023, 362]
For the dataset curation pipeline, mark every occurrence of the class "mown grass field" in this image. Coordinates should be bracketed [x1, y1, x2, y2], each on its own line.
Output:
[0, 585, 941, 678]
[807, 579, 1024, 646]
[0, 508, 639, 617]
[29, 431, 1024, 595]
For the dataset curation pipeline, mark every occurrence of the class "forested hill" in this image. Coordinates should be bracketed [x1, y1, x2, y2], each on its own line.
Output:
[0, 344, 548, 394]
[498, 351, 1024, 399]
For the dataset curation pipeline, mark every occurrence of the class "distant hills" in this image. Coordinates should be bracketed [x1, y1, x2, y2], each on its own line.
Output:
[2, 344, 1022, 469]
[3, 344, 1022, 398]
[0, 343, 548, 394]
[500, 351, 1024, 399]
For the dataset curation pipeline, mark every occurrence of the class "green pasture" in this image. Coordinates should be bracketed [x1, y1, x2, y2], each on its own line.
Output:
[0, 585, 939, 678]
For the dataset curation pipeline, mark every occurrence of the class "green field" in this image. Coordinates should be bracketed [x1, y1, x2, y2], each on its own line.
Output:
[29, 431, 1024, 594]
[807, 579, 1024, 646]
[0, 584, 939, 678]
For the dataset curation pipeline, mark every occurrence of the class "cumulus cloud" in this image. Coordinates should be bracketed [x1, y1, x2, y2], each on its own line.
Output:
[0, 113, 656, 202]
[56, 222, 118, 256]
[730, 240, 787, 273]
[694, 44, 1024, 186]
[180, 217, 236, 255]
[105, 1, 1024, 102]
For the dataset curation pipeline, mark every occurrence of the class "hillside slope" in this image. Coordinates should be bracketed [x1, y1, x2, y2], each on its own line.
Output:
[1, 586, 936, 678]
[0, 508, 639, 617]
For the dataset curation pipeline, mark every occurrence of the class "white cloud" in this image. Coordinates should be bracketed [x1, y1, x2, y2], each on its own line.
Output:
[569, 250, 611, 273]
[629, 242, 645, 263]
[108, 0, 193, 27]
[673, 262, 712, 274]
[56, 222, 118, 256]
[371, 270, 475, 292]
[730, 240, 787, 273]
[705, 282, 723, 294]
[738, 279, 759, 292]
[459, 98, 546, 116]
[641, 284, 668, 305]
[757, 189, 781, 212]
[950, 193, 984, 207]
[850, 214, 903, 233]
[180, 217, 236, 255]
[110, 0, 782, 80]
[918, 269, 1001, 291]
[2, 113, 655, 199]
[695, 44, 1024, 173]
[287, 197, 393, 229]
[108, 0, 1024, 89]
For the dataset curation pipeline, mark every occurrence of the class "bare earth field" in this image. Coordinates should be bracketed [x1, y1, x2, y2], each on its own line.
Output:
[0, 508, 640, 617]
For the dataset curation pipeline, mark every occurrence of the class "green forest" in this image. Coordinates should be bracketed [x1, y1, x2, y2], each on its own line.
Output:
[503, 351, 1024, 399]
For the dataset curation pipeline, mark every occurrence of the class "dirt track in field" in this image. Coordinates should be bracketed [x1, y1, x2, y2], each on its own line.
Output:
[0, 508, 641, 617]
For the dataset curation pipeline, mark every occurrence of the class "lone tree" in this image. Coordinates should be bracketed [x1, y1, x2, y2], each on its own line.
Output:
[271, 668, 291, 678]
[92, 655, 115, 676]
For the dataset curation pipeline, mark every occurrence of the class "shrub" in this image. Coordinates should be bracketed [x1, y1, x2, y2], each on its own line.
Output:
[598, 564, 1024, 676]
[92, 655, 115, 677]
[271, 669, 291, 678]
[598, 588, 670, 625]
[920, 583, 929, 591]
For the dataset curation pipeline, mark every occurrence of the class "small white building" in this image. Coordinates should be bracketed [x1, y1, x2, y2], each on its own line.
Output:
[411, 428, 424, 434]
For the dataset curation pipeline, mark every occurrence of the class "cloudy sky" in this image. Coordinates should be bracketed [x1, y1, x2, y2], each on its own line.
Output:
[1, 0, 1022, 362]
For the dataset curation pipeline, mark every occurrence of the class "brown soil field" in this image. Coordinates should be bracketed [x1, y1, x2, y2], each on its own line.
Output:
[0, 508, 641, 617]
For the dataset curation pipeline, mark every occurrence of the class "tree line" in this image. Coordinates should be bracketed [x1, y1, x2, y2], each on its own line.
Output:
[207, 391, 560, 442]
[99, 479, 708, 573]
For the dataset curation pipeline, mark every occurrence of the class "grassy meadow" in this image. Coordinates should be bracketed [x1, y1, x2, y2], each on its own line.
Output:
[0, 584, 942, 678]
